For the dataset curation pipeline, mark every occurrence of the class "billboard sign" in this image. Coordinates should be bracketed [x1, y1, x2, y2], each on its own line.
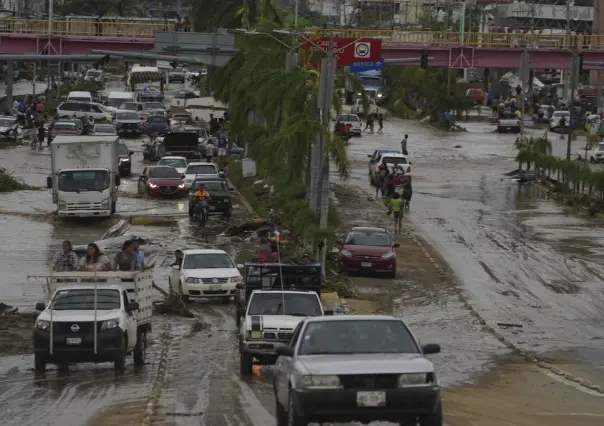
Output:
[300, 37, 382, 66]
[350, 58, 384, 73]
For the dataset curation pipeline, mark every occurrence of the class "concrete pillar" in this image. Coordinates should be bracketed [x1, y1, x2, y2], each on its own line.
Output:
[6, 61, 14, 106]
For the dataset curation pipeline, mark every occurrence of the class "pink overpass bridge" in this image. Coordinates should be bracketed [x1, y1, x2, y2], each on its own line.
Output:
[2, 19, 604, 69]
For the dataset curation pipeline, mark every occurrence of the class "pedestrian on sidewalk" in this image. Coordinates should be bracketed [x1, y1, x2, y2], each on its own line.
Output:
[401, 134, 408, 155]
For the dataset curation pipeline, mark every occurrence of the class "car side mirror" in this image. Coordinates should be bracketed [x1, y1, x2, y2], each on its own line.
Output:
[35, 302, 45, 311]
[276, 347, 294, 357]
[324, 309, 334, 316]
[393, 243, 400, 248]
[421, 343, 441, 355]
[46, 176, 52, 188]
[126, 302, 139, 312]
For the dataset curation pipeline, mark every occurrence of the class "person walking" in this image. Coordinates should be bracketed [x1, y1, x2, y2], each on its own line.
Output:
[377, 113, 384, 133]
[401, 134, 408, 155]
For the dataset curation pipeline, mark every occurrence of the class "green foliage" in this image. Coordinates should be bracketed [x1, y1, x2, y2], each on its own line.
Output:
[384, 65, 471, 124]
[57, 0, 142, 17]
[0, 168, 35, 192]
[210, 14, 349, 245]
[191, 0, 242, 32]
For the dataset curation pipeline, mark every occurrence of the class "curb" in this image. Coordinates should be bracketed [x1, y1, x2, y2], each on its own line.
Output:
[353, 184, 604, 396]
[140, 325, 174, 425]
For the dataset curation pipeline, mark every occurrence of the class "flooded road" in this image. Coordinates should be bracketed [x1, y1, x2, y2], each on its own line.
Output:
[341, 116, 604, 378]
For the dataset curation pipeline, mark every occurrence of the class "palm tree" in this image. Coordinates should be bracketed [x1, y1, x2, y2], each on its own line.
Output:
[208, 12, 349, 244]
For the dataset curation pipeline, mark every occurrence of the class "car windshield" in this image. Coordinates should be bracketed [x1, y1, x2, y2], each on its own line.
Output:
[58, 170, 110, 192]
[117, 112, 139, 120]
[298, 320, 420, 355]
[186, 164, 217, 175]
[69, 97, 90, 102]
[381, 156, 408, 165]
[182, 253, 234, 269]
[147, 116, 166, 123]
[0, 118, 15, 126]
[120, 103, 138, 110]
[107, 98, 131, 107]
[94, 125, 116, 134]
[345, 231, 391, 246]
[339, 115, 359, 122]
[172, 68, 184, 73]
[149, 167, 180, 178]
[247, 293, 322, 316]
[144, 102, 163, 110]
[117, 144, 129, 155]
[192, 180, 227, 192]
[52, 289, 120, 310]
[184, 128, 208, 137]
[158, 158, 187, 168]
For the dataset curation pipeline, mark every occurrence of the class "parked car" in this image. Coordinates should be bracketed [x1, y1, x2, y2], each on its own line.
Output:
[143, 102, 165, 115]
[49, 120, 84, 142]
[144, 115, 170, 135]
[0, 116, 23, 142]
[337, 227, 399, 277]
[273, 315, 442, 426]
[114, 110, 143, 136]
[174, 90, 200, 100]
[335, 114, 362, 136]
[367, 148, 399, 174]
[466, 88, 485, 105]
[84, 69, 103, 82]
[369, 153, 412, 185]
[496, 112, 521, 133]
[119, 102, 144, 111]
[182, 162, 219, 188]
[188, 176, 233, 217]
[137, 166, 187, 197]
[157, 156, 188, 174]
[549, 110, 571, 132]
[56, 101, 112, 121]
[577, 141, 604, 163]
[117, 142, 134, 176]
[168, 67, 186, 83]
[351, 98, 379, 117]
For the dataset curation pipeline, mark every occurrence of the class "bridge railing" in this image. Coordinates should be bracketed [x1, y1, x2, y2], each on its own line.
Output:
[0, 18, 175, 38]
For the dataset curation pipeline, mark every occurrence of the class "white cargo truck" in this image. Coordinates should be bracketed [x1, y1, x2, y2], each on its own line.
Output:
[47, 135, 121, 217]
[32, 271, 153, 371]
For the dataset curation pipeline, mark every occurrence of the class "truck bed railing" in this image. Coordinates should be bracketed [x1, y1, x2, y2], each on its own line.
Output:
[29, 271, 153, 355]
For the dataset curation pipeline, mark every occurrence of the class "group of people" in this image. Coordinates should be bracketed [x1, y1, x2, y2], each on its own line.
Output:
[363, 113, 384, 134]
[51, 239, 147, 273]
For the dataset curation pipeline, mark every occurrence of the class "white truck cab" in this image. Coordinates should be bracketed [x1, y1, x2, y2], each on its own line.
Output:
[239, 289, 332, 375]
[32, 270, 153, 371]
[577, 141, 604, 163]
[47, 135, 121, 217]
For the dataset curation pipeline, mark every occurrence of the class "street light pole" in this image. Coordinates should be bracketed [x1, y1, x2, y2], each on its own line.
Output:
[294, 0, 299, 27]
[48, 0, 53, 34]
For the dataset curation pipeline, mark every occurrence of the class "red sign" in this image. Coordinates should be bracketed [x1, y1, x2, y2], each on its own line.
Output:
[300, 36, 382, 67]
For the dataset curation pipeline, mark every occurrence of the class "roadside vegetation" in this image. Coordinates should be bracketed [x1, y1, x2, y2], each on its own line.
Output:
[208, 4, 349, 247]
[384, 66, 471, 125]
[515, 135, 604, 211]
[0, 168, 36, 192]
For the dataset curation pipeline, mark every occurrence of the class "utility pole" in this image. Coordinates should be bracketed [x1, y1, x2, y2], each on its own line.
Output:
[294, 0, 299, 27]
[48, 0, 53, 34]
[459, 1, 466, 46]
[317, 40, 336, 277]
[519, 52, 530, 141]
[567, 54, 579, 160]
[6, 61, 14, 106]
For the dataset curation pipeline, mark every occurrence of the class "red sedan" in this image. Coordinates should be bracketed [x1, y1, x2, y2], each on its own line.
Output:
[337, 226, 399, 278]
[138, 166, 187, 197]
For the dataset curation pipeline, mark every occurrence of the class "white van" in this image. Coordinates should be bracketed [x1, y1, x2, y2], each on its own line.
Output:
[67, 91, 93, 103]
[106, 91, 137, 111]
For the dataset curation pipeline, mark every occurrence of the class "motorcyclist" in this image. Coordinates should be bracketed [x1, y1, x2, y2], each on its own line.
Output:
[193, 184, 211, 221]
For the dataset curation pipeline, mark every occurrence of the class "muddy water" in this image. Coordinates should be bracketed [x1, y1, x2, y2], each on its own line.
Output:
[341, 116, 604, 373]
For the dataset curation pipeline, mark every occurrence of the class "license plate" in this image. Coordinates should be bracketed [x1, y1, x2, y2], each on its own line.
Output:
[357, 391, 385, 407]
[66, 337, 81, 345]
[361, 262, 372, 267]
[209, 206, 216, 211]
[209, 284, 222, 291]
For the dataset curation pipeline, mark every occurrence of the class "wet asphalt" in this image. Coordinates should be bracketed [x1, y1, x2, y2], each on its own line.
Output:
[1, 78, 604, 425]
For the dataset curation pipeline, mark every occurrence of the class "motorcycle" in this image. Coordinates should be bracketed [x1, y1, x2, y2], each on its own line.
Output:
[193, 197, 209, 227]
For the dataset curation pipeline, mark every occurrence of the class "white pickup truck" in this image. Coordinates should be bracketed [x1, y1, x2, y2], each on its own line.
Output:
[496, 112, 521, 133]
[239, 289, 332, 375]
[577, 141, 604, 163]
[350, 98, 379, 117]
[32, 271, 153, 372]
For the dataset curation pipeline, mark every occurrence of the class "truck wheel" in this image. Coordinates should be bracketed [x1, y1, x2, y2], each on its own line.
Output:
[240, 351, 253, 375]
[418, 400, 443, 426]
[34, 352, 46, 372]
[114, 336, 127, 371]
[133, 330, 147, 366]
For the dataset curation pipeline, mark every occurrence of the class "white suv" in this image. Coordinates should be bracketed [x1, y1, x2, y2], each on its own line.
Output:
[169, 249, 243, 303]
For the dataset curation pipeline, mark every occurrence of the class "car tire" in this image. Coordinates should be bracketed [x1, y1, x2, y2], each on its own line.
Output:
[34, 352, 46, 372]
[114, 336, 127, 371]
[275, 392, 288, 426]
[133, 330, 146, 366]
[240, 351, 253, 375]
[418, 399, 443, 426]
[287, 392, 309, 426]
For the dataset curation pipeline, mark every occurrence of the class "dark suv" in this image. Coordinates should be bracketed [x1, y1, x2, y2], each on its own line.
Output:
[188, 177, 232, 217]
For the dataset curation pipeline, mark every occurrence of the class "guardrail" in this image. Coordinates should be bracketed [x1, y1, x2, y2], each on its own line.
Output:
[1, 19, 603, 50]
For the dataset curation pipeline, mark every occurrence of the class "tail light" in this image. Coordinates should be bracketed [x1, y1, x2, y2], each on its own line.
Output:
[235, 283, 244, 289]
[407, 166, 411, 173]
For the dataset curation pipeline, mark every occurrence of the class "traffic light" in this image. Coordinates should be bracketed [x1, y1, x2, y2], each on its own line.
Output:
[420, 49, 428, 69]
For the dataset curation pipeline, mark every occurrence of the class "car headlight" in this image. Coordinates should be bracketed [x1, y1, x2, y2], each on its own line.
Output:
[382, 252, 395, 259]
[398, 373, 434, 386]
[100, 318, 120, 331]
[340, 250, 352, 257]
[230, 276, 242, 283]
[100, 198, 109, 208]
[36, 320, 50, 331]
[149, 183, 158, 188]
[119, 158, 130, 163]
[178, 183, 185, 189]
[185, 277, 201, 283]
[300, 375, 342, 389]
[248, 330, 262, 339]
[377, 93, 383, 98]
